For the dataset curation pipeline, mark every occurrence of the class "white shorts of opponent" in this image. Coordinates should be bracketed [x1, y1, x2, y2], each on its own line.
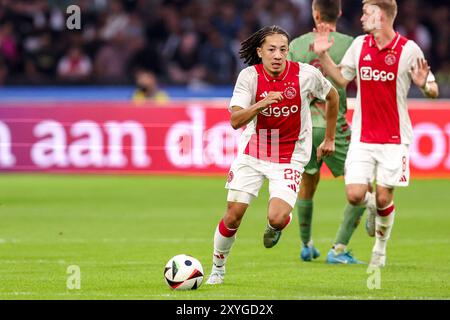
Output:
[225, 154, 307, 208]
[344, 142, 410, 188]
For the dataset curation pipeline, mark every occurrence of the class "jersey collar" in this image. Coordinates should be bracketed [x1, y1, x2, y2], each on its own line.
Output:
[369, 32, 401, 51]
[260, 60, 291, 82]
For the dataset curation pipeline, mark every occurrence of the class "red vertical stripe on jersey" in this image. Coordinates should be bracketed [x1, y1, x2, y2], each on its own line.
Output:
[244, 61, 302, 163]
[358, 33, 408, 144]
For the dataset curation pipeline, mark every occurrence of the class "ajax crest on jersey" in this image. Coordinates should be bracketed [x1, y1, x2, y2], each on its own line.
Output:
[164, 254, 204, 290]
[385, 53, 396, 66]
[284, 86, 297, 99]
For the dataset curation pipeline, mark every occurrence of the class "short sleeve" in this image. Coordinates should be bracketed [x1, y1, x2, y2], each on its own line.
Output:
[406, 40, 436, 83]
[302, 64, 333, 100]
[339, 37, 359, 81]
[228, 67, 254, 112]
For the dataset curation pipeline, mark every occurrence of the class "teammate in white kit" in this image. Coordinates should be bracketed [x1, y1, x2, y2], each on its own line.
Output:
[206, 25, 339, 285]
[313, 0, 439, 267]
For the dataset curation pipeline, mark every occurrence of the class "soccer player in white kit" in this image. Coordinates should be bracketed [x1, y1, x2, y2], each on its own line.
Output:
[206, 25, 339, 285]
[313, 0, 439, 267]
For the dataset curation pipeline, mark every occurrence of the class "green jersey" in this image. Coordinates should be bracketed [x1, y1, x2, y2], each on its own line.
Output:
[288, 32, 353, 130]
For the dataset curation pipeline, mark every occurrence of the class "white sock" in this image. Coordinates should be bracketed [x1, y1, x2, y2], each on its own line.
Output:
[362, 191, 374, 207]
[267, 222, 277, 230]
[212, 219, 237, 273]
[373, 203, 395, 254]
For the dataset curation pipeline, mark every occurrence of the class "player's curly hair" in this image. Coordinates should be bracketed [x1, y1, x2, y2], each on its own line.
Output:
[239, 25, 290, 66]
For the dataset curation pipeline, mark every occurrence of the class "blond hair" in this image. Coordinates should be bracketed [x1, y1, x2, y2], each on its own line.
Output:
[362, 0, 397, 20]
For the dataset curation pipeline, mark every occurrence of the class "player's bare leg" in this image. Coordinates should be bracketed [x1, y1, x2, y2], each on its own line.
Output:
[346, 183, 369, 206]
[364, 183, 377, 237]
[297, 172, 321, 260]
[370, 185, 395, 268]
[264, 198, 293, 248]
[345, 183, 376, 223]
[207, 199, 248, 285]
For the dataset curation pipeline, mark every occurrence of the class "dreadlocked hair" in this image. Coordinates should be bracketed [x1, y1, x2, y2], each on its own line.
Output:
[239, 25, 290, 66]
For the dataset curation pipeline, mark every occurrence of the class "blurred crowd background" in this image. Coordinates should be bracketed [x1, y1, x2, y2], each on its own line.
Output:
[0, 0, 449, 96]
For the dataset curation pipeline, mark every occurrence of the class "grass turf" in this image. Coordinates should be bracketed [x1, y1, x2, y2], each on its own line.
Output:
[0, 174, 449, 299]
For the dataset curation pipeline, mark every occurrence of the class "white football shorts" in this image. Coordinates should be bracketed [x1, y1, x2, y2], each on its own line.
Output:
[225, 154, 306, 208]
[344, 142, 410, 188]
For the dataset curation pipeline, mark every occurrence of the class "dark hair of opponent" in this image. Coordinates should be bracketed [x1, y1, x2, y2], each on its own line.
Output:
[313, 0, 341, 23]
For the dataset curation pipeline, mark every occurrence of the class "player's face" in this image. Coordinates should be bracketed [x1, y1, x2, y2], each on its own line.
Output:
[361, 4, 382, 33]
[257, 34, 289, 77]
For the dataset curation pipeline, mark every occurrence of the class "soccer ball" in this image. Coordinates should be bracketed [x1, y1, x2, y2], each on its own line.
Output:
[164, 254, 204, 290]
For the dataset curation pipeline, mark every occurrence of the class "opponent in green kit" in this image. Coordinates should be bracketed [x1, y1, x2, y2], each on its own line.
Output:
[287, 0, 376, 264]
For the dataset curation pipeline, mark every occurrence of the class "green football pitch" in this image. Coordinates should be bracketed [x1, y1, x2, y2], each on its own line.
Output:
[0, 174, 449, 300]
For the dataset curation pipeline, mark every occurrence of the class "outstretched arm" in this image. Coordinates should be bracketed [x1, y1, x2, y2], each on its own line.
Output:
[317, 86, 339, 161]
[411, 58, 439, 99]
[313, 23, 350, 88]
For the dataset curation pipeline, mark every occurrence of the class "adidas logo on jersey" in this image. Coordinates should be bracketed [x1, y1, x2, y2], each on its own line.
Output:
[287, 184, 297, 192]
[363, 54, 372, 61]
[260, 91, 268, 98]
